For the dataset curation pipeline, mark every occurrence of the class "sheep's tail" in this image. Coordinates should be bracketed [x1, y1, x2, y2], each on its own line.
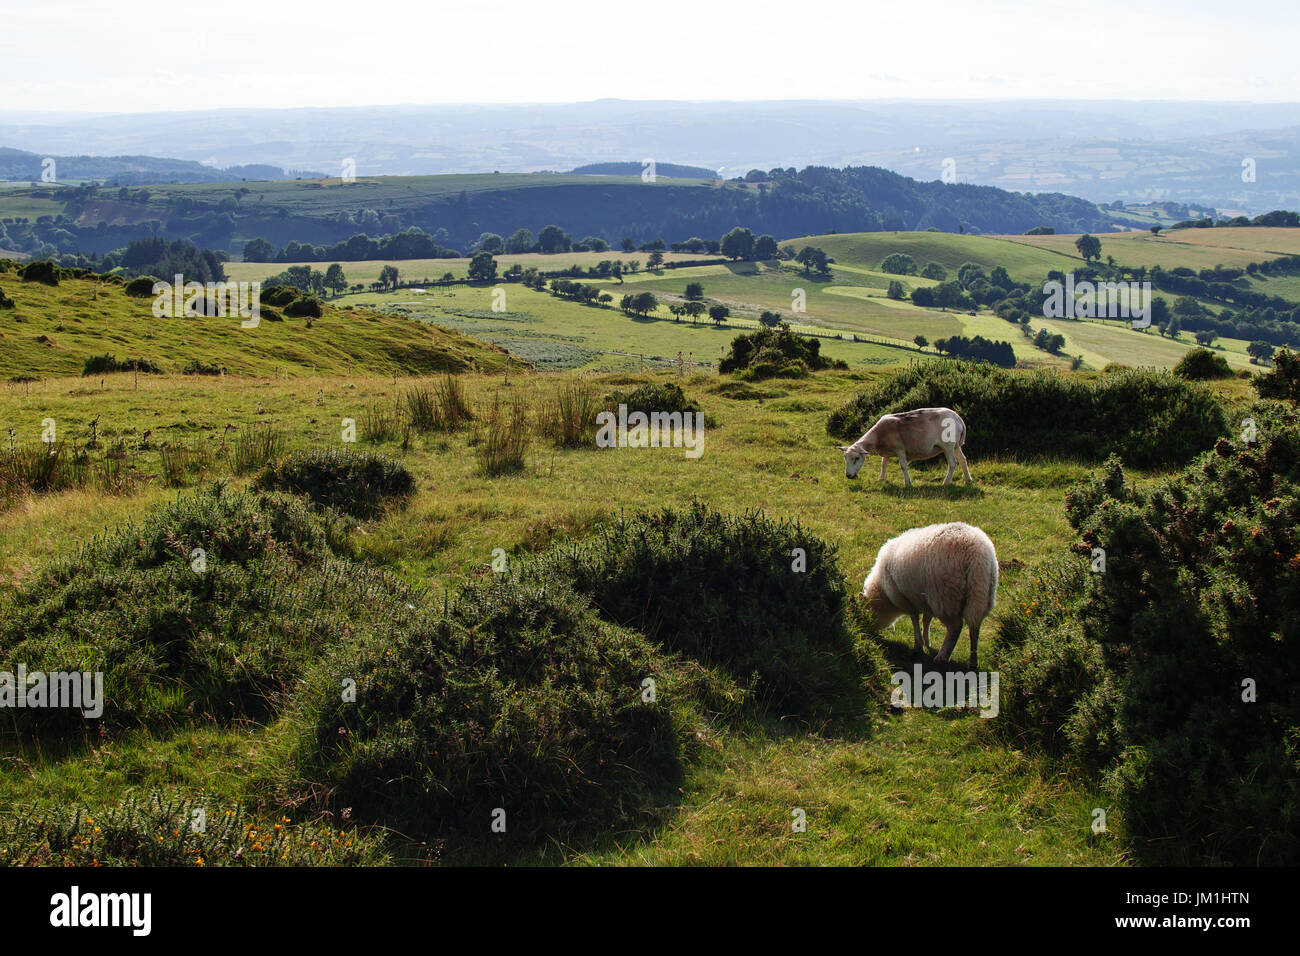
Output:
[963, 543, 999, 625]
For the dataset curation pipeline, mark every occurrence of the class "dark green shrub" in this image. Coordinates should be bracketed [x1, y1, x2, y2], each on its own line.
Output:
[1174, 347, 1232, 380]
[181, 359, 224, 375]
[719, 324, 848, 379]
[255, 449, 414, 518]
[604, 381, 707, 420]
[528, 500, 868, 718]
[995, 405, 1300, 863]
[283, 295, 322, 318]
[289, 576, 688, 842]
[827, 360, 1227, 469]
[0, 487, 364, 735]
[1254, 347, 1300, 403]
[0, 286, 14, 309]
[19, 261, 59, 285]
[260, 285, 301, 308]
[81, 354, 163, 376]
[124, 275, 158, 297]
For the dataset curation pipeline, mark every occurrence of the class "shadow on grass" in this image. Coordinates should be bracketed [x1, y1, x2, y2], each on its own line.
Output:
[866, 482, 986, 500]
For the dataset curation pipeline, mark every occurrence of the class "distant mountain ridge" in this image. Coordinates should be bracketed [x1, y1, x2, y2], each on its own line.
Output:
[569, 161, 718, 179]
[4, 100, 1299, 210]
[0, 164, 1125, 259]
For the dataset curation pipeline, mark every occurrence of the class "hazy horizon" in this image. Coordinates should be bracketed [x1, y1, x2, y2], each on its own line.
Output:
[5, 0, 1298, 112]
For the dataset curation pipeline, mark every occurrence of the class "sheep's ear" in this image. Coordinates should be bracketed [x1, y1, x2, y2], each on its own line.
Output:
[836, 445, 850, 452]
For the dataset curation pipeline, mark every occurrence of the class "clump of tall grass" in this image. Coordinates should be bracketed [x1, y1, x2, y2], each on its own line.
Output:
[158, 439, 214, 487]
[228, 424, 286, 475]
[405, 375, 474, 433]
[539, 378, 599, 447]
[473, 393, 530, 475]
[360, 399, 404, 443]
[0, 442, 81, 495]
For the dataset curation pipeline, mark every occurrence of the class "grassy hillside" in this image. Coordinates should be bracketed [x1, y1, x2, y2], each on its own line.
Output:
[796, 230, 1078, 284]
[0, 265, 519, 379]
[1002, 226, 1300, 271]
[0, 366, 1133, 865]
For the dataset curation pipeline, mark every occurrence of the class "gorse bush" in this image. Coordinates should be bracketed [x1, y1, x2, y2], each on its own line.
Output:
[260, 285, 302, 308]
[0, 486, 365, 735]
[827, 360, 1227, 468]
[283, 295, 323, 319]
[1254, 347, 1300, 402]
[0, 794, 387, 866]
[1173, 347, 1233, 380]
[719, 324, 848, 379]
[289, 575, 688, 842]
[527, 500, 870, 719]
[81, 354, 163, 376]
[19, 261, 59, 285]
[123, 275, 158, 297]
[604, 381, 708, 421]
[993, 404, 1300, 863]
[255, 449, 414, 518]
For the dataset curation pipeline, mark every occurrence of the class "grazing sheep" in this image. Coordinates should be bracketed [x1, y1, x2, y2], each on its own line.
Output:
[838, 407, 971, 488]
[862, 522, 998, 669]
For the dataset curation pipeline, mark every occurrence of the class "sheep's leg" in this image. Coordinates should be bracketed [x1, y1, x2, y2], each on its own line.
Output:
[898, 452, 912, 488]
[941, 447, 956, 486]
[958, 446, 972, 484]
[968, 623, 980, 671]
[879, 456, 888, 480]
[934, 619, 963, 663]
[921, 614, 933, 652]
[909, 613, 923, 654]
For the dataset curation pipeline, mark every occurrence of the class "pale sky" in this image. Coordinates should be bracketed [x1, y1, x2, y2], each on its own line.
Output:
[2, 0, 1297, 112]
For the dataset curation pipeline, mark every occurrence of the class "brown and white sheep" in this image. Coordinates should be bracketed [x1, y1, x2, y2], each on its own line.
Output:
[838, 407, 971, 488]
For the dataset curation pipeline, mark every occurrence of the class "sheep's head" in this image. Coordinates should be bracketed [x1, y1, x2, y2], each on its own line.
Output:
[838, 444, 868, 479]
[862, 572, 901, 628]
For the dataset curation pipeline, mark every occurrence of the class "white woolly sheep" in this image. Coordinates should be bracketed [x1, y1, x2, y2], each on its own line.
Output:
[862, 522, 998, 669]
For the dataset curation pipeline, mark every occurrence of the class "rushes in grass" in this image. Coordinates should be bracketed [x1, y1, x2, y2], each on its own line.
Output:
[0, 442, 82, 496]
[361, 399, 404, 443]
[228, 424, 286, 475]
[158, 439, 214, 488]
[405, 375, 474, 433]
[474, 393, 530, 476]
[539, 378, 598, 448]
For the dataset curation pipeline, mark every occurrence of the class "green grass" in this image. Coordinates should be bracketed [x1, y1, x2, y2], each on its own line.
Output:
[0, 365, 1131, 866]
[0, 265, 520, 379]
[6, 232, 1275, 866]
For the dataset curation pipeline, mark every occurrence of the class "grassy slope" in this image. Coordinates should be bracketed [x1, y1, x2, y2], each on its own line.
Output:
[0, 367, 1130, 865]
[1001, 226, 1300, 271]
[0, 267, 519, 379]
